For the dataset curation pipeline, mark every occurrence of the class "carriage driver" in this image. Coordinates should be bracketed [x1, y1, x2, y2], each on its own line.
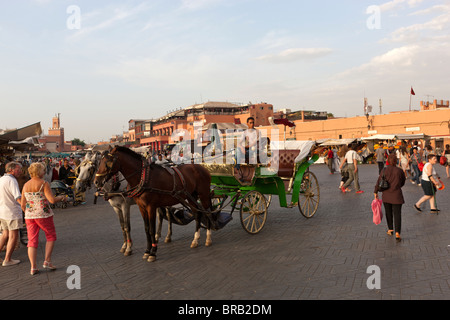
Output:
[236, 117, 261, 169]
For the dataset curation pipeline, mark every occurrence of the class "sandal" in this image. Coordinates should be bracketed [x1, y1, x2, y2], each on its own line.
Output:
[431, 209, 440, 214]
[30, 268, 39, 276]
[395, 233, 401, 241]
[413, 204, 422, 212]
[43, 261, 56, 271]
[387, 230, 394, 236]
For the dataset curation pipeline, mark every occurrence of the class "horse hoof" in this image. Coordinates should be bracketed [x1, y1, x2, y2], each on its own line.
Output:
[165, 238, 171, 243]
[124, 250, 132, 256]
[147, 256, 156, 262]
[205, 241, 212, 247]
[190, 242, 198, 248]
[142, 253, 150, 260]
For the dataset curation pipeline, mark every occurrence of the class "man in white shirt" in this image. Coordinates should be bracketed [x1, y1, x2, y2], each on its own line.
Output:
[236, 117, 260, 168]
[155, 154, 168, 165]
[0, 162, 23, 266]
[339, 145, 364, 194]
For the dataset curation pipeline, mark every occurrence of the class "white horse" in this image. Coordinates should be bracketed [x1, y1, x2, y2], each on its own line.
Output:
[75, 151, 178, 256]
[75, 152, 136, 256]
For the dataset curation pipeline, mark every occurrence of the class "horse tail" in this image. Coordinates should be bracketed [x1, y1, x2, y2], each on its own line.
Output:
[194, 164, 212, 211]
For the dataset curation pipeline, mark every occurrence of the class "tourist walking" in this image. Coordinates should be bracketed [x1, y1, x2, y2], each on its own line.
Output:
[340, 144, 364, 194]
[0, 162, 23, 266]
[397, 146, 410, 178]
[375, 143, 386, 174]
[443, 144, 450, 178]
[374, 153, 406, 241]
[326, 148, 335, 174]
[410, 147, 422, 185]
[338, 145, 349, 190]
[414, 154, 440, 214]
[21, 162, 66, 275]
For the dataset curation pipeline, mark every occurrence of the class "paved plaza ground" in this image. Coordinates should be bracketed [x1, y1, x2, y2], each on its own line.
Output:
[1, 163, 449, 302]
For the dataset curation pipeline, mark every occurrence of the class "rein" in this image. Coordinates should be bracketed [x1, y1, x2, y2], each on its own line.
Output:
[98, 151, 211, 215]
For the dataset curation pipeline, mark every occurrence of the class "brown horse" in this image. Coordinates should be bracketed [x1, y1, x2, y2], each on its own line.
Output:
[93, 146, 214, 262]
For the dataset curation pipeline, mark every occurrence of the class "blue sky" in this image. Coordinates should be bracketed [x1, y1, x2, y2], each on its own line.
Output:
[1, 0, 449, 143]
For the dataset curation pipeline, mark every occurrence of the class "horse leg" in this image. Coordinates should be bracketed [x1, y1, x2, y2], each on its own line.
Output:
[122, 201, 132, 256]
[111, 202, 128, 254]
[191, 219, 201, 248]
[156, 208, 163, 243]
[147, 206, 158, 263]
[205, 227, 212, 247]
[165, 209, 172, 243]
[139, 206, 152, 260]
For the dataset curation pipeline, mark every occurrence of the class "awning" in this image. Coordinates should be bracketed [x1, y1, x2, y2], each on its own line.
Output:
[362, 134, 426, 141]
[320, 139, 357, 146]
[0, 122, 42, 146]
[7, 136, 41, 146]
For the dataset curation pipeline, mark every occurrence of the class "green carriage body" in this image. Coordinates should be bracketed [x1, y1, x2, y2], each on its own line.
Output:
[201, 141, 320, 234]
[206, 154, 319, 207]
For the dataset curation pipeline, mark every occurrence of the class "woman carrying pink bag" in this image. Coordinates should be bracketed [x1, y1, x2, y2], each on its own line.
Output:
[373, 153, 406, 241]
[372, 198, 383, 225]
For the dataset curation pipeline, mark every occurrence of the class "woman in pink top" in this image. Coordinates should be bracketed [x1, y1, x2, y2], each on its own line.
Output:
[21, 162, 66, 275]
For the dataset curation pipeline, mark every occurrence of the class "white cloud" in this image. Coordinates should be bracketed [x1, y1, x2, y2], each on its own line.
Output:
[255, 48, 333, 63]
[31, 0, 53, 5]
[379, 0, 426, 12]
[180, 0, 225, 11]
[67, 3, 149, 40]
[382, 4, 450, 43]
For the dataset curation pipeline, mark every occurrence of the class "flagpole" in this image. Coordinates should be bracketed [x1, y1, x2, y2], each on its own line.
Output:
[409, 86, 414, 112]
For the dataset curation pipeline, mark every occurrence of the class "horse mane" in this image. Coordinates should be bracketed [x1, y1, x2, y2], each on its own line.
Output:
[114, 146, 144, 162]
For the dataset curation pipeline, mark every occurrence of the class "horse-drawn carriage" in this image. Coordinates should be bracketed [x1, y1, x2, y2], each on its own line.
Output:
[89, 136, 321, 262]
[202, 140, 320, 234]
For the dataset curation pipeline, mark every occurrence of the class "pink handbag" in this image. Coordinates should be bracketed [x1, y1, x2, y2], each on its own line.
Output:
[372, 199, 383, 225]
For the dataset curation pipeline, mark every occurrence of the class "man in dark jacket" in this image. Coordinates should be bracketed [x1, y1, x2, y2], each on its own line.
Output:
[59, 159, 74, 186]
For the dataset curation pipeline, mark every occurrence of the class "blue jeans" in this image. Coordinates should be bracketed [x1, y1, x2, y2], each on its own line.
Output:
[412, 163, 421, 184]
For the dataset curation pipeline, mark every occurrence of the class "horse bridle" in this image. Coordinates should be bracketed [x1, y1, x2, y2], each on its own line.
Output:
[76, 159, 98, 189]
[95, 152, 120, 182]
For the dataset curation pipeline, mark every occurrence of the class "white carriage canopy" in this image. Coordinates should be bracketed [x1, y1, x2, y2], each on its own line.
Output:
[270, 140, 316, 163]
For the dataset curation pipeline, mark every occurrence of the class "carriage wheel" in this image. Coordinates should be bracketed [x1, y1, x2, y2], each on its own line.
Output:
[298, 171, 320, 218]
[240, 191, 268, 235]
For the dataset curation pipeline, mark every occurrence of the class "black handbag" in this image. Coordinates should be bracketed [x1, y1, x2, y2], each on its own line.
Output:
[378, 168, 390, 191]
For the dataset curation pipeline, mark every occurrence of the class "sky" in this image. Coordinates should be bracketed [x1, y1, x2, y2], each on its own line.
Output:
[0, 0, 449, 143]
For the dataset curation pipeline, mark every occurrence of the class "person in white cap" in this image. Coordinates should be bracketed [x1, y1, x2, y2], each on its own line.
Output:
[0, 162, 23, 266]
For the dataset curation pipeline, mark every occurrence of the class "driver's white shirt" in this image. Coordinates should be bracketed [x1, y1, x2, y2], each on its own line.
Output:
[239, 128, 260, 149]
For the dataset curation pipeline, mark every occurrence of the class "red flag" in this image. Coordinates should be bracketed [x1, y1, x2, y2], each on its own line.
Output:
[411, 87, 415, 95]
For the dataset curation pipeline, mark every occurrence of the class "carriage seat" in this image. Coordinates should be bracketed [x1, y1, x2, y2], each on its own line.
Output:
[272, 150, 300, 178]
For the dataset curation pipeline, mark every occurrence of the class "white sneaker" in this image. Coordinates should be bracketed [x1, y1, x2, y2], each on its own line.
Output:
[2, 259, 20, 267]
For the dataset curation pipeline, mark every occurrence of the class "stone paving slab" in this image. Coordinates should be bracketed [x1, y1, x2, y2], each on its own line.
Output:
[0, 164, 449, 301]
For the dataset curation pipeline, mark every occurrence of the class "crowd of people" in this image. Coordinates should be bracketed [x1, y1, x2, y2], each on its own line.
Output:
[325, 141, 449, 242]
[0, 155, 82, 274]
[0, 139, 449, 274]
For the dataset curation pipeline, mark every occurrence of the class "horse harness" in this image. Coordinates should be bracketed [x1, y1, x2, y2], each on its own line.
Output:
[118, 160, 208, 215]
